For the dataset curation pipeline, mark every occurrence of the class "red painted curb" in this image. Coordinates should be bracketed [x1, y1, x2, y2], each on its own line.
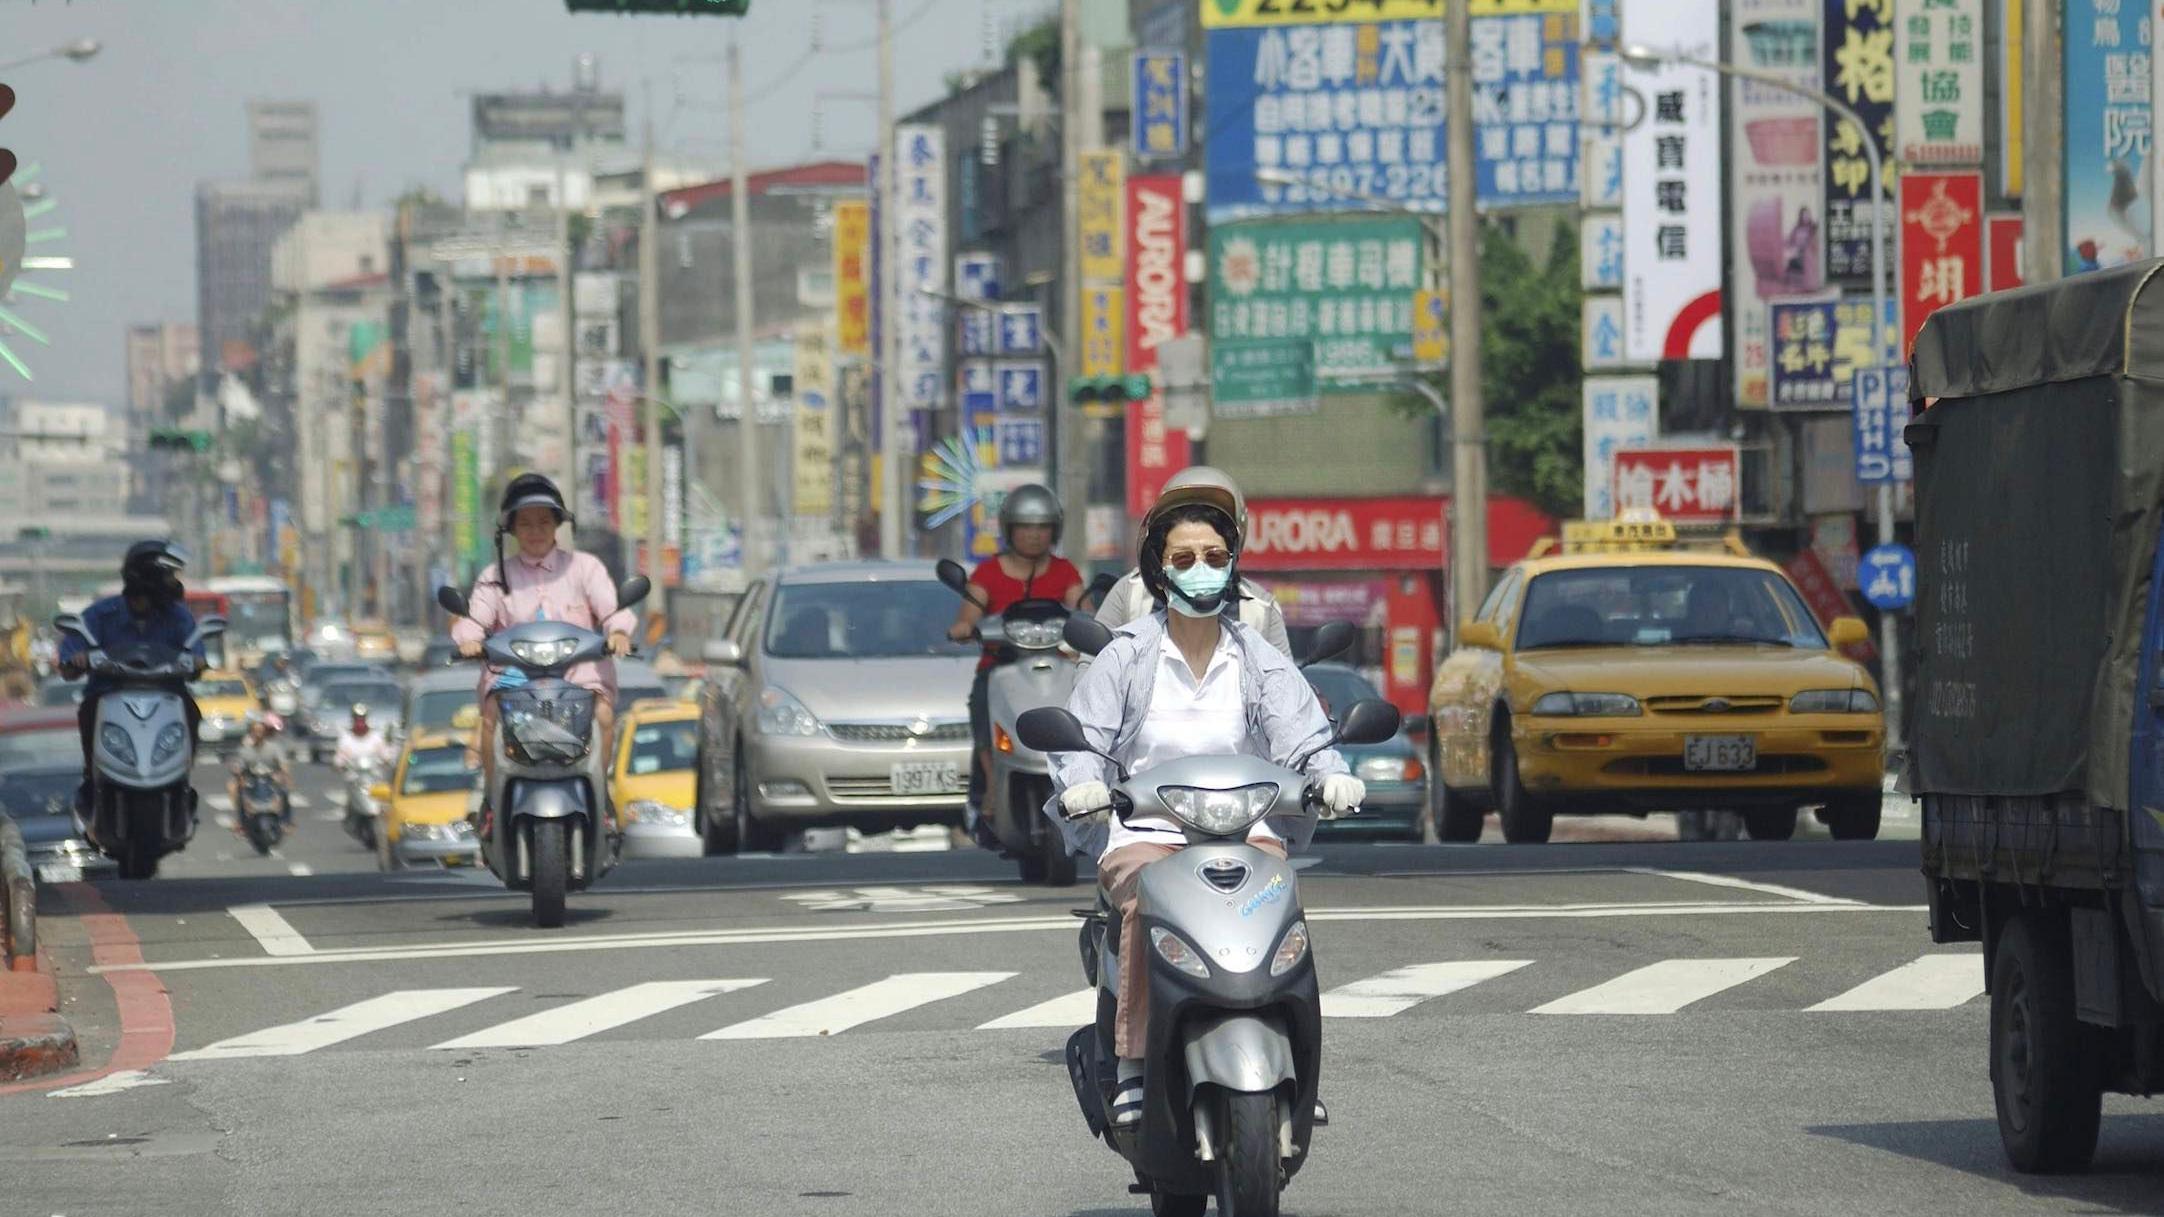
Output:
[0, 1012, 79, 1082]
[0, 884, 172, 1096]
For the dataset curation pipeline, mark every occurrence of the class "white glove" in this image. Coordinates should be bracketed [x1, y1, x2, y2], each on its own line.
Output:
[1316, 774, 1365, 820]
[1060, 781, 1114, 822]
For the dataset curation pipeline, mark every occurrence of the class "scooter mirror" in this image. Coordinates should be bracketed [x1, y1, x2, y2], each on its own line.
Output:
[196, 614, 229, 638]
[436, 586, 470, 618]
[1335, 698, 1403, 747]
[1301, 621, 1357, 669]
[51, 613, 87, 639]
[1084, 571, 1119, 607]
[935, 559, 970, 594]
[618, 575, 652, 609]
[1015, 706, 1094, 756]
[1063, 615, 1116, 657]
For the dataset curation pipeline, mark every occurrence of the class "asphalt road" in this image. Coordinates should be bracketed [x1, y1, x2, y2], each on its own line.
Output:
[5, 754, 2159, 1216]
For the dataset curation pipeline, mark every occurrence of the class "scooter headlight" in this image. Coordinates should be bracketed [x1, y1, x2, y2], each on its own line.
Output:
[1003, 618, 1064, 649]
[1158, 784, 1280, 835]
[1149, 926, 1210, 979]
[100, 724, 138, 766]
[1269, 920, 1310, 977]
[508, 637, 581, 668]
[151, 723, 188, 765]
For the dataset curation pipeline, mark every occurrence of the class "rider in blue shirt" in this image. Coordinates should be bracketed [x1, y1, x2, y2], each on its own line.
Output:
[58, 541, 205, 813]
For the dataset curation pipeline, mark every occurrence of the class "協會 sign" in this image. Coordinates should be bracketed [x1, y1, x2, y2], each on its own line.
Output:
[1612, 446, 1740, 525]
[1894, 0, 1983, 166]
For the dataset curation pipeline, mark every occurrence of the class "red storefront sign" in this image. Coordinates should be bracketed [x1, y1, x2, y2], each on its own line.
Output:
[1986, 212, 2024, 292]
[1784, 547, 1876, 665]
[1125, 174, 1190, 518]
[1899, 171, 1984, 355]
[1244, 497, 1448, 572]
[1611, 447, 1740, 525]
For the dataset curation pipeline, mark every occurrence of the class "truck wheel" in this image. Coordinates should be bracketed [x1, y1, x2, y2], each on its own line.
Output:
[1743, 808, 1797, 841]
[1493, 728, 1551, 845]
[1824, 794, 1882, 841]
[1991, 912, 2103, 1173]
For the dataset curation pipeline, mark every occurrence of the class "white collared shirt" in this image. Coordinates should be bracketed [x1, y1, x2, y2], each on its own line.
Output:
[1105, 628, 1279, 855]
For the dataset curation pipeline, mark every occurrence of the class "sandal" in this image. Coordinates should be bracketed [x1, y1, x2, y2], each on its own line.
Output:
[1111, 1076, 1145, 1126]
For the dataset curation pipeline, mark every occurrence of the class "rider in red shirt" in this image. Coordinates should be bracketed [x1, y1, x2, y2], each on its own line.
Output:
[945, 485, 1084, 846]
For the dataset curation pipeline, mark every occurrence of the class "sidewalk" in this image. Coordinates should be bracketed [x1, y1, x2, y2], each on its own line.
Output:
[0, 814, 78, 1081]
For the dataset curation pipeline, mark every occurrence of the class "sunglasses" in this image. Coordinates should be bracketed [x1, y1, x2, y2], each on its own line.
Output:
[1163, 547, 1234, 572]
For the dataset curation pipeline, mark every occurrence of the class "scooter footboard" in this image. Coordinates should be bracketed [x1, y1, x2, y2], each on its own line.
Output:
[1180, 1012, 1295, 1098]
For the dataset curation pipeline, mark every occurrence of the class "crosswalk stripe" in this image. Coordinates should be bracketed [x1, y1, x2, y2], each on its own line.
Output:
[429, 980, 771, 1049]
[1530, 958, 1796, 1015]
[168, 988, 515, 1060]
[1321, 960, 1534, 1018]
[702, 972, 1015, 1040]
[1807, 954, 1984, 1012]
[977, 988, 1098, 1030]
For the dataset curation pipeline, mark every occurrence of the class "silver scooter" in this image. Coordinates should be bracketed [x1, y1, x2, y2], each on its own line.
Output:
[53, 610, 225, 880]
[1021, 616, 1399, 1217]
[434, 577, 650, 928]
[935, 561, 1116, 886]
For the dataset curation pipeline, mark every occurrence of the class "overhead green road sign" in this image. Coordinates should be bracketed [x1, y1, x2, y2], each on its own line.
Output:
[351, 505, 418, 532]
[564, 0, 749, 13]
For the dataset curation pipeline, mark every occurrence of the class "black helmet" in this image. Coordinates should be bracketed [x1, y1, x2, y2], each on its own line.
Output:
[121, 539, 187, 602]
[498, 472, 572, 532]
[997, 483, 1064, 547]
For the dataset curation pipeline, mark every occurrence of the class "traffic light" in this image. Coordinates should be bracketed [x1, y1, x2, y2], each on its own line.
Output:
[1068, 374, 1153, 407]
[0, 84, 14, 189]
[147, 428, 213, 454]
[564, 0, 750, 13]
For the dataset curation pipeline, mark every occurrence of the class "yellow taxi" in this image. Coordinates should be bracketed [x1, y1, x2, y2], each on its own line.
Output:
[190, 669, 260, 751]
[609, 700, 701, 858]
[352, 620, 399, 663]
[368, 712, 482, 870]
[1425, 515, 1884, 845]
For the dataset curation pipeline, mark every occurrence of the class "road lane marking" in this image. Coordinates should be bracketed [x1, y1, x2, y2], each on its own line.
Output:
[91, 901, 1927, 975]
[1530, 957, 1797, 1015]
[431, 979, 770, 1049]
[1320, 960, 1533, 1018]
[1806, 954, 1985, 1012]
[46, 1070, 172, 1099]
[288, 863, 315, 878]
[167, 988, 515, 1060]
[702, 972, 1015, 1040]
[978, 988, 1098, 1030]
[780, 886, 1026, 913]
[1622, 868, 1856, 906]
[227, 904, 314, 956]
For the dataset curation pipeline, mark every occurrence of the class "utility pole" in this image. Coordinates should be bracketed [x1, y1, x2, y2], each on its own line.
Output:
[640, 104, 668, 622]
[495, 230, 515, 482]
[2020, 0, 2060, 283]
[1055, 0, 1086, 551]
[877, 0, 903, 559]
[558, 118, 579, 512]
[1445, 0, 1488, 627]
[731, 27, 761, 577]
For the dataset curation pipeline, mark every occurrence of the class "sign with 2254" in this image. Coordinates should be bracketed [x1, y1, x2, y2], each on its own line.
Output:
[1202, 0, 1574, 26]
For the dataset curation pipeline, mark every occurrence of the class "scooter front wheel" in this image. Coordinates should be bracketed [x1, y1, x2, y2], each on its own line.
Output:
[531, 821, 568, 928]
[1149, 1189, 1206, 1217]
[1214, 1090, 1282, 1217]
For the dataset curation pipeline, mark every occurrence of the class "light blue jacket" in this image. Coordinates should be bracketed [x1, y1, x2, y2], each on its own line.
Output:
[1044, 610, 1349, 860]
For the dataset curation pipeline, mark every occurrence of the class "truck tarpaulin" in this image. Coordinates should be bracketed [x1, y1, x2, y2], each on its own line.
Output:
[1907, 259, 2164, 808]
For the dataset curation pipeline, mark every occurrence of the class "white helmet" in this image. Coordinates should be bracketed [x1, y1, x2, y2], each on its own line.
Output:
[1141, 466, 1248, 551]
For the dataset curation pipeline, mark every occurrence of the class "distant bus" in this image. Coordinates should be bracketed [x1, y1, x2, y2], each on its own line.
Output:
[204, 576, 294, 661]
[183, 589, 231, 670]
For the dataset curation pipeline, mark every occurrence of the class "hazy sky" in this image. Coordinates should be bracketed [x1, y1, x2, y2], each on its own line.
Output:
[3, 0, 1046, 403]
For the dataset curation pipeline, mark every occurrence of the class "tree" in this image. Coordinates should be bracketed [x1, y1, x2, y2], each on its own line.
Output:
[1477, 220, 1583, 519]
[1006, 15, 1059, 100]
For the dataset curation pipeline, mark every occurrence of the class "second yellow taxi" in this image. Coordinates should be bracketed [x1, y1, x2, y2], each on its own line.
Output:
[190, 669, 259, 752]
[369, 712, 483, 870]
[1425, 515, 1884, 845]
[609, 700, 702, 858]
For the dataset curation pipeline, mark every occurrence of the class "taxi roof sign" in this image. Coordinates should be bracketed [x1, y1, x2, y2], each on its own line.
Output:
[1559, 515, 1678, 554]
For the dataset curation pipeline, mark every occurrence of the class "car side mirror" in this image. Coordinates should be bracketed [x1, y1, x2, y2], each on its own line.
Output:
[436, 586, 469, 618]
[1828, 616, 1870, 648]
[1457, 620, 1501, 650]
[1300, 620, 1357, 668]
[369, 784, 391, 803]
[618, 575, 652, 610]
[1063, 615, 1116, 657]
[703, 638, 745, 667]
[1335, 698, 1403, 747]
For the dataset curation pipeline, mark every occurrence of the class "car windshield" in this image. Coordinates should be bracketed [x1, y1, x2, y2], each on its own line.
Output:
[191, 679, 250, 699]
[0, 768, 78, 817]
[409, 689, 477, 730]
[765, 580, 974, 660]
[401, 745, 476, 795]
[626, 719, 698, 776]
[1306, 667, 1381, 721]
[1516, 566, 1829, 651]
[0, 729, 80, 769]
[324, 682, 403, 712]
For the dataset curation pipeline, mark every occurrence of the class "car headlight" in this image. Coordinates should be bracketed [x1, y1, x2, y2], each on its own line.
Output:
[1789, 688, 1880, 713]
[1270, 920, 1310, 977]
[625, 799, 689, 827]
[1356, 755, 1414, 784]
[1530, 692, 1642, 717]
[755, 686, 822, 737]
[508, 638, 580, 668]
[1158, 783, 1280, 834]
[100, 724, 139, 766]
[402, 821, 446, 842]
[1004, 619, 1064, 648]
[1150, 926, 1210, 979]
[151, 723, 188, 765]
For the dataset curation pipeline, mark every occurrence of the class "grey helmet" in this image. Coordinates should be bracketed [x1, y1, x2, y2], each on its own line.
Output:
[997, 483, 1064, 547]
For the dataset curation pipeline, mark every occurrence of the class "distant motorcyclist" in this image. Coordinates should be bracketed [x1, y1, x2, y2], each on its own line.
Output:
[228, 714, 294, 836]
[945, 484, 1085, 847]
[332, 704, 394, 773]
[1094, 466, 1293, 658]
[57, 540, 205, 817]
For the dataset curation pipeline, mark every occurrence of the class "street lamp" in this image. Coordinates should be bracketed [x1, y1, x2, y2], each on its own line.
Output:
[1621, 43, 1903, 754]
[0, 39, 101, 71]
